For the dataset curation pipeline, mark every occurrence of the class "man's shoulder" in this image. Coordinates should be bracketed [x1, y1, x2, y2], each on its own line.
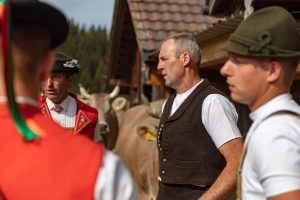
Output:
[205, 83, 227, 97]
[69, 93, 98, 113]
[33, 111, 102, 149]
[76, 98, 98, 113]
[17, 105, 98, 145]
[38, 94, 47, 106]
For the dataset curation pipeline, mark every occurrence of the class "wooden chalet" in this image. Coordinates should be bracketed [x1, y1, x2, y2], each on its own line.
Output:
[196, 0, 300, 134]
[106, 0, 220, 104]
[198, 0, 300, 80]
[106, 0, 300, 135]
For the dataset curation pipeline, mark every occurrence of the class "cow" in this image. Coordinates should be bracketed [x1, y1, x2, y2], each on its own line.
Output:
[114, 99, 165, 200]
[78, 84, 128, 150]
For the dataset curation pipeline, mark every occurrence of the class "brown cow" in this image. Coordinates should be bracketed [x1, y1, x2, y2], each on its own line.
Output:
[114, 99, 165, 200]
[78, 84, 127, 150]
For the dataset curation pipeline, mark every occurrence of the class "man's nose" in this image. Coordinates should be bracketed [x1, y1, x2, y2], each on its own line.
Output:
[220, 60, 231, 77]
[46, 78, 53, 87]
[157, 61, 163, 70]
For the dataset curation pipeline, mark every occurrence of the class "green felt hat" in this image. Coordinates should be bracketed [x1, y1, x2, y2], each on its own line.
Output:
[223, 6, 300, 58]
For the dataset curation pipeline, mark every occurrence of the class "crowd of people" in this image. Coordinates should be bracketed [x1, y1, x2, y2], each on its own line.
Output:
[0, 1, 299, 200]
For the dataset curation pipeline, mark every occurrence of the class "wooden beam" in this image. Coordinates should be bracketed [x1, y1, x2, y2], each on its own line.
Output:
[296, 62, 300, 80]
[109, 79, 131, 87]
[200, 34, 229, 68]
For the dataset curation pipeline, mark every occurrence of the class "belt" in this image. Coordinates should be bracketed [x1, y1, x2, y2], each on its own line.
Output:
[160, 182, 211, 190]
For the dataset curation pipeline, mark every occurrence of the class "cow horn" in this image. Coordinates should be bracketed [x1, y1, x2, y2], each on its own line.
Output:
[78, 83, 91, 99]
[109, 85, 120, 99]
[141, 94, 161, 119]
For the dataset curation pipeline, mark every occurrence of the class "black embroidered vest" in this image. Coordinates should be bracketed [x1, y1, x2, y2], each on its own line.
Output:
[157, 79, 226, 185]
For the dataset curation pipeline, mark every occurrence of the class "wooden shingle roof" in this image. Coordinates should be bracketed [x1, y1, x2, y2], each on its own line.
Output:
[128, 0, 220, 54]
[106, 0, 221, 85]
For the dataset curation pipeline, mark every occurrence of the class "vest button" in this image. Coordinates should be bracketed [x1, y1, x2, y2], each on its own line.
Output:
[163, 159, 166, 162]
[162, 170, 165, 174]
[160, 148, 162, 151]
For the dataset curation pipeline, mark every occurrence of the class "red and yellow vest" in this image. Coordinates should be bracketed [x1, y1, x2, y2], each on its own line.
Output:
[39, 93, 98, 140]
[0, 103, 104, 199]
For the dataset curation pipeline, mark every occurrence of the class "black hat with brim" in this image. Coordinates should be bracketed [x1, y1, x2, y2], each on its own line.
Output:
[11, 0, 69, 49]
[53, 52, 80, 74]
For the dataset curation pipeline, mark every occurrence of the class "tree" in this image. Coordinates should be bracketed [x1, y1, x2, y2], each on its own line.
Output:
[57, 20, 108, 93]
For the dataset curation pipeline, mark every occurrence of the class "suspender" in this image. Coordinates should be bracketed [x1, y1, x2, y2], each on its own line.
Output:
[236, 110, 300, 200]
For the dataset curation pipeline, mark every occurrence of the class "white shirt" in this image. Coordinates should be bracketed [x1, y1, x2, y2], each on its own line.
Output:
[162, 80, 241, 148]
[46, 95, 76, 128]
[242, 93, 300, 200]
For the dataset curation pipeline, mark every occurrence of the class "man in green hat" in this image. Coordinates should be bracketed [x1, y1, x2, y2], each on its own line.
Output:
[220, 6, 300, 200]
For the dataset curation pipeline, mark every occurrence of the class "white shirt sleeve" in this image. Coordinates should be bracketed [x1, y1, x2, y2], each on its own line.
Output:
[202, 94, 241, 148]
[94, 151, 139, 200]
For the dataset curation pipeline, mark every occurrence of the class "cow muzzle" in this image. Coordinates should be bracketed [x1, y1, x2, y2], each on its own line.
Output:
[99, 122, 110, 134]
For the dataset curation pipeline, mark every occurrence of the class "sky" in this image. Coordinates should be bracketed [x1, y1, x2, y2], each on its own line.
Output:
[41, 0, 115, 31]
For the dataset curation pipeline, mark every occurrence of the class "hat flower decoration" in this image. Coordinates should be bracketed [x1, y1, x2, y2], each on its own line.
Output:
[63, 59, 80, 68]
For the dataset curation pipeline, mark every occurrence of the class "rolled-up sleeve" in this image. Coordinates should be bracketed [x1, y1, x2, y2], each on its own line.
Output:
[202, 94, 241, 148]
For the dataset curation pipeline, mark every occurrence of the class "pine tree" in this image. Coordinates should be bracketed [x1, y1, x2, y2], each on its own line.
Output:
[57, 20, 108, 94]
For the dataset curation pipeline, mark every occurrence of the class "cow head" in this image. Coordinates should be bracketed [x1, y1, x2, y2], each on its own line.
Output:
[78, 83, 124, 149]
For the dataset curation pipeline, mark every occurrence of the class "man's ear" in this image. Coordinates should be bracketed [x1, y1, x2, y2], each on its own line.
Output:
[181, 51, 191, 67]
[267, 60, 282, 83]
[39, 51, 55, 82]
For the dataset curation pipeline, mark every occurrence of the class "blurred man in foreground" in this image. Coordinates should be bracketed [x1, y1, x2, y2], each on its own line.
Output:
[221, 6, 300, 200]
[0, 1, 137, 199]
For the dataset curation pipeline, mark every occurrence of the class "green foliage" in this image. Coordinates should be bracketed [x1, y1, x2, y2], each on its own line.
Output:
[57, 20, 108, 94]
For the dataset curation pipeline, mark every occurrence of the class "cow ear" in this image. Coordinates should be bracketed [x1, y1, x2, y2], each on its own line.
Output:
[112, 97, 127, 111]
[136, 125, 157, 141]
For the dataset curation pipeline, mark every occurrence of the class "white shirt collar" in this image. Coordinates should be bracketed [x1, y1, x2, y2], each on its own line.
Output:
[176, 79, 204, 98]
[249, 93, 300, 121]
[46, 95, 70, 111]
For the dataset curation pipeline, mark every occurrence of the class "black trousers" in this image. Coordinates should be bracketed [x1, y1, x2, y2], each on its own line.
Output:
[156, 182, 210, 200]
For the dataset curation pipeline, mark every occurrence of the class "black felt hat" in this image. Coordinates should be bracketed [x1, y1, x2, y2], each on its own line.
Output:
[11, 0, 69, 49]
[53, 52, 80, 74]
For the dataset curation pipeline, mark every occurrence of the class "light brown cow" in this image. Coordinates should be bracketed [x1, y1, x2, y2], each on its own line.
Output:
[78, 84, 127, 149]
[114, 99, 165, 200]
